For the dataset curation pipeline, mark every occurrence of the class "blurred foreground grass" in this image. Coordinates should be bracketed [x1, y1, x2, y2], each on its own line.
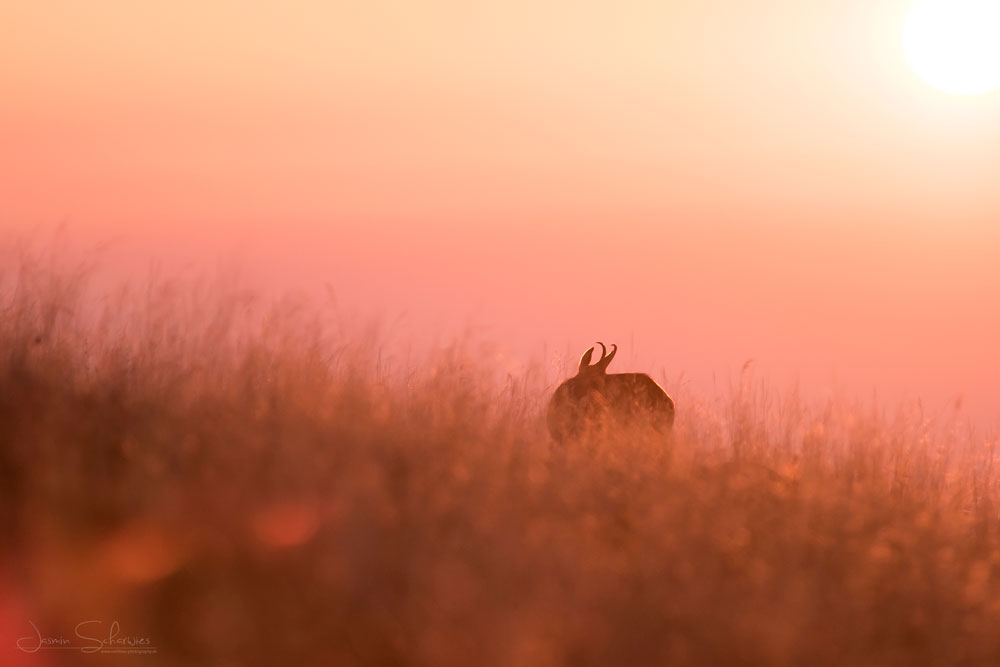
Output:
[1, 254, 999, 666]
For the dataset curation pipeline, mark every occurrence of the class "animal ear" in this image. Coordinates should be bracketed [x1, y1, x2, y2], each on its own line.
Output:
[578, 346, 595, 371]
[597, 343, 617, 371]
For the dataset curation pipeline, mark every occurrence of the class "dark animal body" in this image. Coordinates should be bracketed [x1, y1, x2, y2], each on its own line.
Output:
[547, 342, 675, 443]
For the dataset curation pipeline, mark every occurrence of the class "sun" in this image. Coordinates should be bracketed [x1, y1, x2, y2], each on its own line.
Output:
[903, 0, 1000, 95]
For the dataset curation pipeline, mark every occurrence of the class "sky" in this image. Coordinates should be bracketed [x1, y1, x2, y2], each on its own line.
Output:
[2, 0, 999, 425]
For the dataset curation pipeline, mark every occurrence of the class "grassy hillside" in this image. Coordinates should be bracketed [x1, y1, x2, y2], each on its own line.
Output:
[1, 256, 998, 666]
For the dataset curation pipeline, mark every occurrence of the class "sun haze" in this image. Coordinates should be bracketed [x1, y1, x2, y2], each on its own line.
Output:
[903, 0, 1000, 95]
[2, 0, 999, 424]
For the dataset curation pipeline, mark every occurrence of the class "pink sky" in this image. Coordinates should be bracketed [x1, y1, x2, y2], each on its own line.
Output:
[2, 0, 999, 425]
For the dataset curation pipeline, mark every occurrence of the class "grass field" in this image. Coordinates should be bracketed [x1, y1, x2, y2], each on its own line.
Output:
[2, 254, 998, 666]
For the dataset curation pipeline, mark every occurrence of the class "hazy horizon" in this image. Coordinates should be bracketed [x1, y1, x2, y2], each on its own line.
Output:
[3, 0, 999, 426]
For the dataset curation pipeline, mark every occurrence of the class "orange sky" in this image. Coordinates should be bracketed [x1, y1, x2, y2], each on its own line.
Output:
[2, 0, 999, 425]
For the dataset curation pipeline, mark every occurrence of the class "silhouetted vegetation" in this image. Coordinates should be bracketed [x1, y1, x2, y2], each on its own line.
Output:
[2, 252, 998, 666]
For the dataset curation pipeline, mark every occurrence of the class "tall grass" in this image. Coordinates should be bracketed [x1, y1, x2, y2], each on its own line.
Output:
[1, 252, 998, 666]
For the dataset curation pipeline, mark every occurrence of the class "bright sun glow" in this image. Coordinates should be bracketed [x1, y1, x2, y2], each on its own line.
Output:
[903, 0, 1000, 95]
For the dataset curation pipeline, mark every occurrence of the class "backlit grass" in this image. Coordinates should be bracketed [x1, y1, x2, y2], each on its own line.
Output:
[1, 253, 998, 666]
